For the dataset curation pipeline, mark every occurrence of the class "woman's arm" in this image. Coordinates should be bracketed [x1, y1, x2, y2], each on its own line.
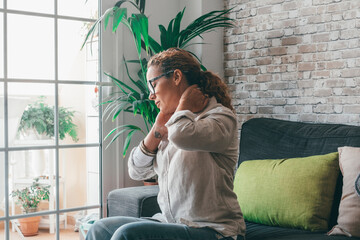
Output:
[143, 111, 172, 152]
[166, 108, 237, 153]
[166, 85, 236, 153]
[128, 111, 173, 180]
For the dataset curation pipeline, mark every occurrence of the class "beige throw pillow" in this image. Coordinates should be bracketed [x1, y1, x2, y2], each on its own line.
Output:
[328, 146, 360, 237]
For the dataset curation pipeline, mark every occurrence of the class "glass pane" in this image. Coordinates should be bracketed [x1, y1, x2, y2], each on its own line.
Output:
[9, 149, 56, 216]
[0, 221, 4, 240]
[8, 0, 53, 14]
[58, 0, 98, 19]
[60, 210, 99, 239]
[0, 13, 3, 79]
[7, 14, 54, 80]
[10, 214, 56, 239]
[60, 147, 100, 209]
[0, 83, 3, 148]
[0, 153, 4, 218]
[0, 0, 3, 8]
[8, 83, 55, 147]
[59, 84, 99, 145]
[58, 19, 98, 81]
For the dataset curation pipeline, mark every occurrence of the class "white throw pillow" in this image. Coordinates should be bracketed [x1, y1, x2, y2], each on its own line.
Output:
[328, 146, 360, 237]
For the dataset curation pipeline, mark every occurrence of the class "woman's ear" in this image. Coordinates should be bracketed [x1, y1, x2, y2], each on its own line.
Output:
[173, 69, 183, 86]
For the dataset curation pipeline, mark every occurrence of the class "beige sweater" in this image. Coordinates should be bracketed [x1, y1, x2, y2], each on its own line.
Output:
[128, 97, 246, 238]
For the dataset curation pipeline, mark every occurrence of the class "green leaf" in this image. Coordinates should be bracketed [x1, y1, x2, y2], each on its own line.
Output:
[139, 0, 146, 14]
[123, 57, 147, 93]
[113, 7, 127, 33]
[104, 73, 140, 99]
[129, 14, 149, 56]
[158, 24, 168, 49]
[123, 129, 137, 157]
[130, 14, 142, 57]
[104, 8, 114, 30]
[148, 36, 162, 54]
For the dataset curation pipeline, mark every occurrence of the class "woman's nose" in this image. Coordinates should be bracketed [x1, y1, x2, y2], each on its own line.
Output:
[149, 92, 156, 100]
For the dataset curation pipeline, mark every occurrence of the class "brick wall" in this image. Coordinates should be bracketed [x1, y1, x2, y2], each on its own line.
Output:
[224, 0, 360, 129]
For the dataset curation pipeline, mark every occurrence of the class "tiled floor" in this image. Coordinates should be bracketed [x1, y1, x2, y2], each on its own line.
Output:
[0, 226, 80, 240]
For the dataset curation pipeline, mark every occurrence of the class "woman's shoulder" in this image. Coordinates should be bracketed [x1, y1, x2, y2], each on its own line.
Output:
[198, 97, 237, 121]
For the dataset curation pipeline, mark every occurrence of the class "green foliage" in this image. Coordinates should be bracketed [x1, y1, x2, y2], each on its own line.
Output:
[83, 0, 234, 156]
[18, 96, 79, 142]
[10, 178, 50, 214]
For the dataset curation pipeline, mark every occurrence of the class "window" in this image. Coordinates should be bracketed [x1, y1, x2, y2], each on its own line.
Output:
[0, 0, 101, 239]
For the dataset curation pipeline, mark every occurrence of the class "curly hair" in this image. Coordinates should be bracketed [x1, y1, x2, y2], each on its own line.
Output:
[147, 48, 234, 112]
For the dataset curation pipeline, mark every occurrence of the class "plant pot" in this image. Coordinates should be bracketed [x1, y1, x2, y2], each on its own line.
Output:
[143, 179, 158, 186]
[18, 216, 41, 236]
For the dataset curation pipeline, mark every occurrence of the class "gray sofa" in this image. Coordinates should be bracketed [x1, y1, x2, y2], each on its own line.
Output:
[107, 118, 360, 240]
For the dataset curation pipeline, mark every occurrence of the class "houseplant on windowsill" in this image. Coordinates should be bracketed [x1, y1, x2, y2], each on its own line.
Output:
[17, 96, 79, 142]
[10, 178, 50, 236]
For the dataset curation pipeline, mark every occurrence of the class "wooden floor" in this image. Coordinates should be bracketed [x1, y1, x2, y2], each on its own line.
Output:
[0, 225, 80, 240]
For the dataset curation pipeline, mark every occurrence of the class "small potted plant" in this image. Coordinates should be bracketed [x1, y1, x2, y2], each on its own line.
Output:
[10, 178, 50, 236]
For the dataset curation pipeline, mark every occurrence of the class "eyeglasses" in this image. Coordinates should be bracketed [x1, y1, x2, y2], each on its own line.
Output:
[147, 70, 175, 95]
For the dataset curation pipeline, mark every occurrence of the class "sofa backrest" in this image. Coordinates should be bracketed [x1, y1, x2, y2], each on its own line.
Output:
[238, 117, 360, 229]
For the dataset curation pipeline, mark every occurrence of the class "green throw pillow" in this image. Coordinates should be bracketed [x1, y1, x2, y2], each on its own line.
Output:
[234, 152, 339, 231]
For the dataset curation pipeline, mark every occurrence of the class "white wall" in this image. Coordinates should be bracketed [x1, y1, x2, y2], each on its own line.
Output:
[101, 0, 225, 214]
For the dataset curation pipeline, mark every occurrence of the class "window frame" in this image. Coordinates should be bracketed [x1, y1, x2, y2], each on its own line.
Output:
[0, 0, 103, 239]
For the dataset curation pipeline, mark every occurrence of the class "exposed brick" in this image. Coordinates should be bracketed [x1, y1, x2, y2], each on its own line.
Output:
[257, 6, 272, 15]
[317, 43, 328, 52]
[312, 33, 330, 42]
[326, 61, 345, 69]
[300, 7, 317, 16]
[312, 71, 330, 78]
[313, 105, 333, 114]
[244, 67, 260, 75]
[267, 30, 284, 39]
[282, 2, 298, 11]
[224, 69, 236, 77]
[285, 105, 303, 114]
[341, 29, 360, 40]
[266, 82, 289, 90]
[281, 55, 303, 63]
[224, 0, 360, 128]
[341, 68, 360, 78]
[342, 49, 360, 59]
[258, 107, 273, 114]
[298, 62, 316, 71]
[298, 80, 315, 89]
[282, 37, 302, 46]
[256, 74, 272, 82]
[256, 57, 271, 66]
[299, 45, 316, 53]
[328, 41, 349, 51]
[254, 40, 271, 49]
[314, 88, 332, 97]
[343, 105, 360, 114]
[266, 65, 287, 73]
[269, 47, 287, 56]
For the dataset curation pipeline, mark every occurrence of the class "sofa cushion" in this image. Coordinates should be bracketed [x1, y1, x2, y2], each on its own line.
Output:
[328, 147, 360, 237]
[234, 152, 339, 231]
[239, 118, 360, 228]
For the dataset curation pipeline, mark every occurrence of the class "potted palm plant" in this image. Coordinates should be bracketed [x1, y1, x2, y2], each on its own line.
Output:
[10, 178, 50, 236]
[83, 0, 234, 157]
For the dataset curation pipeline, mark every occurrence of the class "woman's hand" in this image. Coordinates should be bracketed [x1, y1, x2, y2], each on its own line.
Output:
[143, 111, 173, 152]
[152, 111, 173, 139]
[176, 85, 209, 113]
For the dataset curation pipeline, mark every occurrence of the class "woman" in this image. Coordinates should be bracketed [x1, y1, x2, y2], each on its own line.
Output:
[87, 48, 245, 240]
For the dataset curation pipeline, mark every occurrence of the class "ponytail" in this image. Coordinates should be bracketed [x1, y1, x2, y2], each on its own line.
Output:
[198, 71, 234, 112]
